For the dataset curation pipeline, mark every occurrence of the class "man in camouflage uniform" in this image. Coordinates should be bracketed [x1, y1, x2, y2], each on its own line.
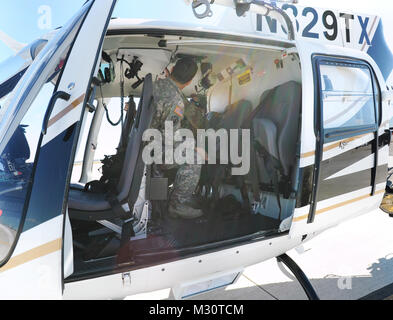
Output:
[151, 58, 205, 219]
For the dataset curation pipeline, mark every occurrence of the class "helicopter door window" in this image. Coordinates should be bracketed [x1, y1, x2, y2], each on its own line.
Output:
[318, 61, 378, 138]
[0, 46, 73, 265]
[0, 84, 54, 263]
[0, 56, 29, 120]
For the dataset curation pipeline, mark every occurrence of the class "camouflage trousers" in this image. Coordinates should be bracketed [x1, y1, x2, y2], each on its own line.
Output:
[157, 152, 202, 205]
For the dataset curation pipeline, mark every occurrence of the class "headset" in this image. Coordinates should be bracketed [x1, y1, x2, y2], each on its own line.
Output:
[98, 51, 116, 83]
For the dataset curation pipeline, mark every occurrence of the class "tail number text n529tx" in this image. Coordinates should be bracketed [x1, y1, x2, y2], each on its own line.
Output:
[257, 5, 372, 45]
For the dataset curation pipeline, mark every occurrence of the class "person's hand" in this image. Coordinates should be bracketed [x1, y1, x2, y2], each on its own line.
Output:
[191, 93, 199, 103]
[190, 94, 207, 113]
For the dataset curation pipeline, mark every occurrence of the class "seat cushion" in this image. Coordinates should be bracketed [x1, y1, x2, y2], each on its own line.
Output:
[68, 189, 111, 212]
[70, 183, 85, 191]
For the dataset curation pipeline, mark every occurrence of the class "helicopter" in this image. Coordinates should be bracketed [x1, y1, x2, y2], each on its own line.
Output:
[0, 0, 392, 300]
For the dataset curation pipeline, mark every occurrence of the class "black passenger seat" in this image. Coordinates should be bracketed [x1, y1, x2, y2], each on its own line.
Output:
[68, 74, 155, 223]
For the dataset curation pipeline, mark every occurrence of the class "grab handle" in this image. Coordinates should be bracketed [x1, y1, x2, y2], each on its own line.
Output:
[42, 91, 71, 135]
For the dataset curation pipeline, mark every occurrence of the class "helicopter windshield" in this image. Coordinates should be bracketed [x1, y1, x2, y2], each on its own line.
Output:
[0, 54, 30, 123]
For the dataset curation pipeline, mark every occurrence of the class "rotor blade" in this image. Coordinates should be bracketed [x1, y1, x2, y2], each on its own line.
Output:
[0, 30, 26, 53]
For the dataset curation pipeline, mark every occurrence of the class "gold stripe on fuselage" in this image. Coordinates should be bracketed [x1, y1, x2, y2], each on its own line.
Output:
[293, 189, 385, 222]
[301, 133, 371, 159]
[47, 94, 86, 128]
[0, 238, 62, 273]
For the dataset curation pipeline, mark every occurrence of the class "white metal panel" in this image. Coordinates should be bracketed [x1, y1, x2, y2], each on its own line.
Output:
[292, 39, 388, 238]
[63, 233, 306, 300]
[290, 182, 385, 238]
[0, 216, 63, 299]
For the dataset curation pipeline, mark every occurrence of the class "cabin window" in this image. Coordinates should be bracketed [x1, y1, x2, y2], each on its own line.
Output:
[319, 62, 377, 133]
[315, 59, 380, 143]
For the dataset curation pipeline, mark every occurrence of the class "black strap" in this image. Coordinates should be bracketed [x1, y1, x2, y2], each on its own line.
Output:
[270, 162, 282, 221]
[120, 95, 137, 149]
[117, 219, 135, 266]
[120, 220, 135, 245]
[106, 194, 135, 263]
[118, 212, 135, 265]
[254, 140, 283, 220]
[106, 194, 132, 220]
[249, 131, 262, 200]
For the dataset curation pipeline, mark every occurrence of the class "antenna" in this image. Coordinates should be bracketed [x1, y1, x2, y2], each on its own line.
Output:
[189, 0, 296, 40]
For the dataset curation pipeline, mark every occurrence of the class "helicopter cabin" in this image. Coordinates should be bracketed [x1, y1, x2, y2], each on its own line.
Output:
[65, 19, 302, 278]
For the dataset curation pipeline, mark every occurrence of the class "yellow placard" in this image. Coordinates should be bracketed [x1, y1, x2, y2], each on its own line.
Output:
[237, 69, 251, 86]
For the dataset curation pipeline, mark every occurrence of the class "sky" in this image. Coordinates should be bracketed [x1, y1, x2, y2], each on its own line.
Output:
[0, 0, 213, 62]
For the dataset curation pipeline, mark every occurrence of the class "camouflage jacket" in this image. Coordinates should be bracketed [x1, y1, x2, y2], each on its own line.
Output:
[151, 77, 205, 138]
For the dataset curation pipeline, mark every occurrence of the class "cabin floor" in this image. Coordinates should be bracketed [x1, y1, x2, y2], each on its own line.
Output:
[132, 211, 279, 252]
[123, 208, 393, 300]
[70, 206, 282, 279]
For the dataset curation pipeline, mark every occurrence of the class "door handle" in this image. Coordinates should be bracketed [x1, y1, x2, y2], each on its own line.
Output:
[42, 91, 71, 135]
[383, 129, 392, 146]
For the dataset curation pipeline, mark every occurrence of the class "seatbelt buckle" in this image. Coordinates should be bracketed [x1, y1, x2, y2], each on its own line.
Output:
[123, 217, 135, 224]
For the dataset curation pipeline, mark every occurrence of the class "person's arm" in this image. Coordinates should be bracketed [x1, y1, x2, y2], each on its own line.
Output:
[151, 82, 167, 130]
[184, 101, 205, 130]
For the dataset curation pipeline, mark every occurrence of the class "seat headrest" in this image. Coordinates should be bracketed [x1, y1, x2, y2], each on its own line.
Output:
[258, 81, 301, 128]
[257, 81, 302, 176]
[220, 99, 253, 129]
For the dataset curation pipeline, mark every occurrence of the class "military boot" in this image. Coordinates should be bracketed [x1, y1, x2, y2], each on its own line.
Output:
[168, 199, 204, 219]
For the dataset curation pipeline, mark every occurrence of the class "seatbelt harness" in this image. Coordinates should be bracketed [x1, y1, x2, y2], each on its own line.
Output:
[106, 194, 136, 265]
[254, 140, 283, 221]
[107, 194, 136, 248]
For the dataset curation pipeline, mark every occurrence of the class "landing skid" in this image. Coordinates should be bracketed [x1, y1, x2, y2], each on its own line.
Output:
[276, 253, 320, 300]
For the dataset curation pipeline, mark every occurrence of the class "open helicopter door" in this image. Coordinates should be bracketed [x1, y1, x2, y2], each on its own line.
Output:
[0, 0, 116, 299]
[290, 40, 390, 239]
